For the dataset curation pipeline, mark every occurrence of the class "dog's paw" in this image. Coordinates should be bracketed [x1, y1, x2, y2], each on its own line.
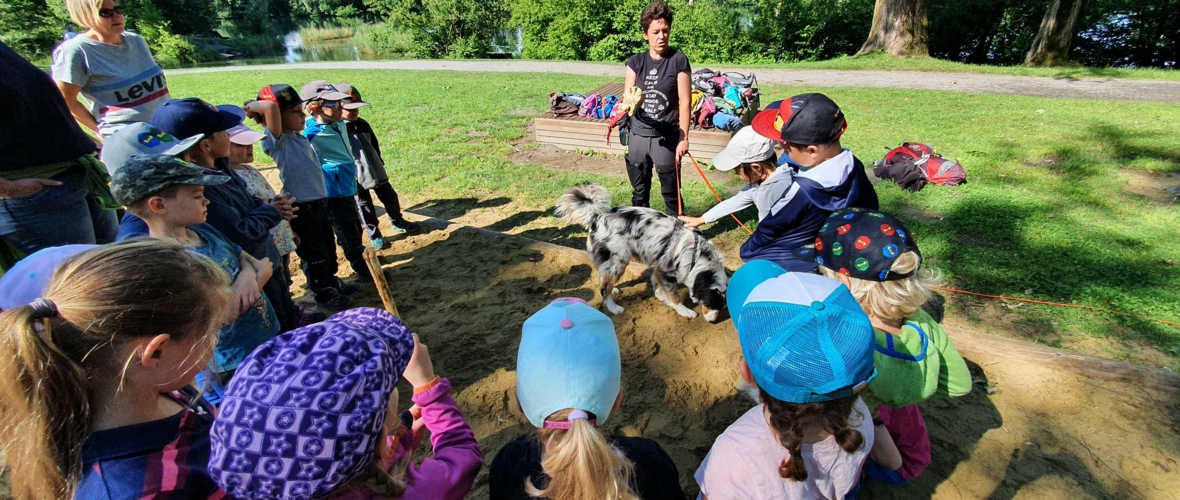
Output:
[673, 304, 698, 319]
[611, 287, 622, 296]
[704, 309, 720, 323]
[652, 285, 667, 301]
[605, 302, 625, 315]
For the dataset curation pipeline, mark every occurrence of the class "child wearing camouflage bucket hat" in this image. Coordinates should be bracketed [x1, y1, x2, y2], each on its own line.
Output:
[696, 262, 880, 500]
[796, 207, 972, 485]
[209, 308, 482, 500]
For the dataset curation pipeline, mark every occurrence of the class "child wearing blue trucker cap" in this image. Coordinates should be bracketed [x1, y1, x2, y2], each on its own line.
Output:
[489, 298, 684, 500]
[695, 262, 883, 500]
[800, 207, 971, 486]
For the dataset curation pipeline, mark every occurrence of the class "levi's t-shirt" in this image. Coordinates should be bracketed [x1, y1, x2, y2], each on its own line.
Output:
[51, 32, 169, 137]
[625, 48, 690, 136]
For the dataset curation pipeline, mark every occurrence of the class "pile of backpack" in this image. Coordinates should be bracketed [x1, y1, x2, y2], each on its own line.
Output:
[548, 92, 622, 119]
[872, 142, 967, 192]
[690, 69, 761, 132]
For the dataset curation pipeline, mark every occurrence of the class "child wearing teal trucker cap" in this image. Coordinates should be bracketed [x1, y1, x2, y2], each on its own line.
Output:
[489, 298, 684, 500]
[696, 263, 881, 500]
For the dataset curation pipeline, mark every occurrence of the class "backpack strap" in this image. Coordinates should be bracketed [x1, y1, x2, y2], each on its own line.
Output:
[874, 322, 930, 362]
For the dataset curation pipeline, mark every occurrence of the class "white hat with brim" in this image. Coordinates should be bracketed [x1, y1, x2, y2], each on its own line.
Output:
[712, 126, 776, 171]
[227, 124, 266, 145]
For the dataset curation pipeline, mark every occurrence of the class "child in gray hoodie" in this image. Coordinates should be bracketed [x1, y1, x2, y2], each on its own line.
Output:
[679, 126, 792, 228]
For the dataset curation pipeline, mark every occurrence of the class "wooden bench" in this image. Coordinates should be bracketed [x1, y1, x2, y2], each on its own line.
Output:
[535, 83, 745, 159]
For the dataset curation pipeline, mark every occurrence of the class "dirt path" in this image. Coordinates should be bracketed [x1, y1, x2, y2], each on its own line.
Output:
[170, 59, 1180, 102]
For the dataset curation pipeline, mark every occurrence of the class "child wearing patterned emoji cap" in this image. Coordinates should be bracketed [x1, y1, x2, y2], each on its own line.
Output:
[794, 207, 971, 487]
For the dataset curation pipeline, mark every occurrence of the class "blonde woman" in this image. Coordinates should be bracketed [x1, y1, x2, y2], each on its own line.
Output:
[52, 0, 169, 138]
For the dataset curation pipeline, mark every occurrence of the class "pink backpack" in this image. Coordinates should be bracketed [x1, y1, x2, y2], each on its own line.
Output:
[696, 96, 716, 128]
[578, 94, 600, 118]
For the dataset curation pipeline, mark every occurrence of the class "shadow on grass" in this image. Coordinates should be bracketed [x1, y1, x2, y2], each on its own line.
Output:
[406, 196, 511, 220]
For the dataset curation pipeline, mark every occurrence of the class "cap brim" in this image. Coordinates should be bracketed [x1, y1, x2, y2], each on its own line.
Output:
[342, 101, 371, 109]
[229, 130, 266, 145]
[750, 106, 783, 143]
[187, 168, 233, 187]
[711, 146, 743, 171]
[317, 91, 351, 101]
[163, 133, 204, 155]
[726, 260, 788, 319]
[214, 105, 245, 132]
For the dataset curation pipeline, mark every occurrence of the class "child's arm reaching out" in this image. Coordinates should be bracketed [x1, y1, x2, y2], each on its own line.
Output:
[680, 187, 758, 228]
[398, 334, 484, 500]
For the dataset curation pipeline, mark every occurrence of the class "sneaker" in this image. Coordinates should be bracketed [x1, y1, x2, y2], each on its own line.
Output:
[392, 219, 421, 233]
[314, 289, 352, 309]
[338, 279, 361, 295]
[388, 225, 408, 235]
[371, 237, 388, 249]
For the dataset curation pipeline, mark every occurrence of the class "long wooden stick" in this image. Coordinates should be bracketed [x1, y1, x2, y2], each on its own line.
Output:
[363, 247, 400, 317]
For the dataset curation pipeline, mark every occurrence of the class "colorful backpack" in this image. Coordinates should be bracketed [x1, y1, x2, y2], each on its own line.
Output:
[595, 95, 618, 119]
[578, 94, 600, 118]
[881, 142, 967, 186]
[696, 95, 717, 128]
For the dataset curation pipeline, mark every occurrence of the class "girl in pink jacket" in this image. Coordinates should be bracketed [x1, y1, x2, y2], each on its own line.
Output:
[209, 308, 482, 500]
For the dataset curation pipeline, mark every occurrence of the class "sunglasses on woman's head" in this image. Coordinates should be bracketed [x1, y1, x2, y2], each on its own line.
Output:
[98, 7, 124, 18]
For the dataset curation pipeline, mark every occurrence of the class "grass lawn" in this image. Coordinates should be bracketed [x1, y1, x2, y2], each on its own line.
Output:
[737, 51, 1180, 81]
[168, 69, 1180, 368]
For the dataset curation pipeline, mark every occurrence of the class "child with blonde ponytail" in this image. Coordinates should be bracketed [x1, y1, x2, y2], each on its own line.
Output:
[0, 239, 235, 500]
[489, 298, 685, 500]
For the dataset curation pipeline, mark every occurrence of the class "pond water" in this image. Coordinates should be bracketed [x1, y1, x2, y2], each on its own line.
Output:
[199, 28, 523, 67]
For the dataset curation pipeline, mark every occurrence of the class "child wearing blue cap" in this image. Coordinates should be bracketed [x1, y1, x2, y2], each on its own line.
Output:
[802, 208, 971, 485]
[489, 298, 685, 500]
[695, 263, 880, 499]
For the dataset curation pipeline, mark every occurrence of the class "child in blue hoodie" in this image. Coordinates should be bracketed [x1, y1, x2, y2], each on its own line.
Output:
[742, 94, 878, 272]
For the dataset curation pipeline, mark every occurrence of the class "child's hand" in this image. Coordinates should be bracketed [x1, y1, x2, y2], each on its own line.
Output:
[269, 193, 297, 220]
[232, 274, 261, 315]
[678, 215, 706, 228]
[403, 333, 437, 389]
[255, 257, 274, 286]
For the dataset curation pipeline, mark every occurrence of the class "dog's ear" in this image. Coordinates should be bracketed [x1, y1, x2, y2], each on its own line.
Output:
[691, 270, 727, 311]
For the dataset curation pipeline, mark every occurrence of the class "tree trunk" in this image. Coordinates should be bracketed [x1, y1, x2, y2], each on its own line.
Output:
[1025, 0, 1088, 66]
[857, 0, 930, 57]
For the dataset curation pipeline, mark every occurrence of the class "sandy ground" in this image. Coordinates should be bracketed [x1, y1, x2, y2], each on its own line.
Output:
[169, 60, 1180, 103]
[284, 212, 1180, 500]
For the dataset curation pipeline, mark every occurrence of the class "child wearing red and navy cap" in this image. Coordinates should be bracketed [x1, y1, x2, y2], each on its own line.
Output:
[743, 93, 879, 273]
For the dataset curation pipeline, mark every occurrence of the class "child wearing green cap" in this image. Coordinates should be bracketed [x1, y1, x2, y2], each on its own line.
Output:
[799, 207, 972, 485]
[489, 298, 685, 500]
[111, 154, 280, 392]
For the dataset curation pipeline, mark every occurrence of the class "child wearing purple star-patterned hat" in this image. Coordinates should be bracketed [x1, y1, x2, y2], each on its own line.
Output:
[209, 307, 482, 500]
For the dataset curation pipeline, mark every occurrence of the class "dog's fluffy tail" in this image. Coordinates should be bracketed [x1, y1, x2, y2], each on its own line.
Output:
[555, 183, 612, 228]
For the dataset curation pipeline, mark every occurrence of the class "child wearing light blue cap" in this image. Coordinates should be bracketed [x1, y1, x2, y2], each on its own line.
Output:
[695, 261, 886, 500]
[488, 298, 685, 500]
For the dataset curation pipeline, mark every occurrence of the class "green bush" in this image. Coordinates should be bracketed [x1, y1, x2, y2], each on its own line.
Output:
[386, 0, 510, 58]
[354, 22, 414, 55]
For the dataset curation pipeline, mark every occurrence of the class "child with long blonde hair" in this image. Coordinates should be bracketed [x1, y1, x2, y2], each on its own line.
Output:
[489, 298, 685, 500]
[799, 207, 972, 485]
[0, 239, 235, 500]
